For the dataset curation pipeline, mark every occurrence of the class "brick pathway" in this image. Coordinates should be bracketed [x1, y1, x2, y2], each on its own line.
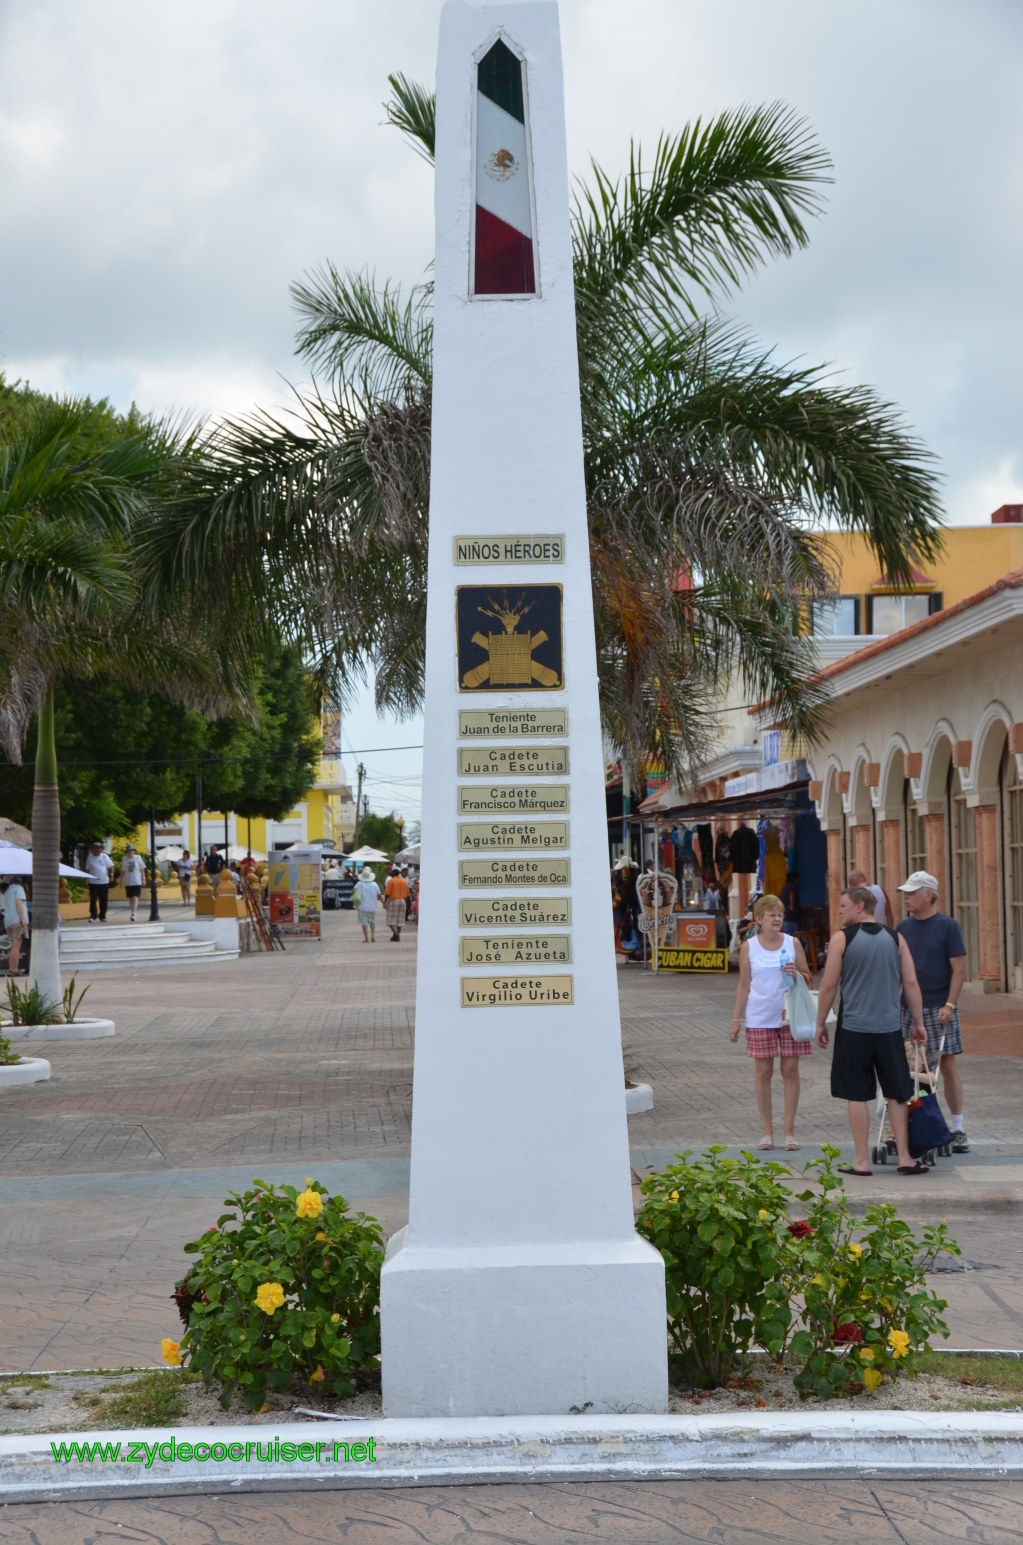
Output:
[2, 909, 1023, 1371]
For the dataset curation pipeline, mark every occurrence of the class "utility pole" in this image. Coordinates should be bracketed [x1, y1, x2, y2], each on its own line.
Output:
[148, 804, 160, 922]
[353, 762, 366, 847]
[196, 768, 203, 870]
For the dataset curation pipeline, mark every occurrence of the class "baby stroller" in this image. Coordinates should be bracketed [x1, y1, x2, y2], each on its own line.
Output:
[871, 1034, 953, 1166]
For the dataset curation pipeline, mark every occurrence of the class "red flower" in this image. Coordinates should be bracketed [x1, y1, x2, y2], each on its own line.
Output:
[832, 1320, 863, 1345]
[787, 1220, 815, 1239]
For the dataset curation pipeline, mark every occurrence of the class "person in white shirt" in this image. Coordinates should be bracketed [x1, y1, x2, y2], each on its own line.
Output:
[84, 842, 115, 922]
[2, 876, 29, 973]
[848, 870, 888, 929]
[119, 844, 148, 922]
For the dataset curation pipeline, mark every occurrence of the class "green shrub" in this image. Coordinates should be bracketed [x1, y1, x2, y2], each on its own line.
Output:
[0, 1030, 19, 1066]
[637, 1146, 794, 1386]
[637, 1144, 960, 1397]
[784, 1146, 959, 1398]
[170, 1179, 385, 1413]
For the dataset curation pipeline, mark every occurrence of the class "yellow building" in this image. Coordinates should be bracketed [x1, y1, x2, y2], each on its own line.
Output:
[814, 509, 1023, 640]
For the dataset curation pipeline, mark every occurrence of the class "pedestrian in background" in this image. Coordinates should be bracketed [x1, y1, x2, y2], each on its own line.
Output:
[385, 865, 409, 943]
[177, 850, 193, 906]
[120, 844, 147, 922]
[355, 866, 380, 943]
[730, 893, 814, 1152]
[2, 875, 29, 974]
[848, 869, 889, 929]
[85, 841, 114, 923]
[815, 886, 929, 1176]
[896, 870, 970, 1152]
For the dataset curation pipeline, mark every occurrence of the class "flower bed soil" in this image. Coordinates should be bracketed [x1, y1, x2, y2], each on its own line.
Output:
[1, 1361, 1019, 1437]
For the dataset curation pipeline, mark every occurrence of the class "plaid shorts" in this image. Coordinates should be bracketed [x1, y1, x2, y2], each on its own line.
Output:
[745, 1024, 811, 1059]
[902, 1003, 962, 1058]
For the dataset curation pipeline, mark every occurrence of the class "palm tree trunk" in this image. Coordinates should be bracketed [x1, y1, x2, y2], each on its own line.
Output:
[28, 685, 62, 1007]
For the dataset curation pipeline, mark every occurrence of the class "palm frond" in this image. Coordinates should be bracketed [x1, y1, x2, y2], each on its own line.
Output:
[573, 105, 831, 340]
[291, 266, 433, 397]
[384, 73, 435, 164]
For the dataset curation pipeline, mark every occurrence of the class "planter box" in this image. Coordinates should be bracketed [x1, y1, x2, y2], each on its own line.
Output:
[5, 1017, 115, 1042]
[58, 902, 91, 920]
[0, 1056, 51, 1086]
[625, 1082, 654, 1115]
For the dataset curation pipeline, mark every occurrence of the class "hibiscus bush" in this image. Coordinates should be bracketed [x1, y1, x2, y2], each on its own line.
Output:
[165, 1178, 385, 1412]
[637, 1145, 960, 1397]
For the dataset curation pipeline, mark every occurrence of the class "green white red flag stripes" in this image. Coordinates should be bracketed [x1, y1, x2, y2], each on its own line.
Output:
[474, 39, 536, 295]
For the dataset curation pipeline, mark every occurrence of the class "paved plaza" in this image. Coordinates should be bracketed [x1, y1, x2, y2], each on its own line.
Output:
[3, 902, 1023, 1373]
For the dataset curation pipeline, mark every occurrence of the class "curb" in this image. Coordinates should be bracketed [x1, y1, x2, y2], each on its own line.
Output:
[4, 1411, 1023, 1501]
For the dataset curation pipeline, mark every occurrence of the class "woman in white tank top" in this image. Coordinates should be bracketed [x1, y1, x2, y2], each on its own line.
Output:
[730, 894, 814, 1151]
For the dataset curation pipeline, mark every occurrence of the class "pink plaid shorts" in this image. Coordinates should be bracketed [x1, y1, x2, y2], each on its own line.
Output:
[745, 1024, 811, 1059]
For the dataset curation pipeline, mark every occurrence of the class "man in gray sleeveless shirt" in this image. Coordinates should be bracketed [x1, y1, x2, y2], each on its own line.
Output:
[816, 886, 929, 1175]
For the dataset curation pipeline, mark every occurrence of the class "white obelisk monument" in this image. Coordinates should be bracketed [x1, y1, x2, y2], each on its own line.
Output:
[380, 0, 667, 1418]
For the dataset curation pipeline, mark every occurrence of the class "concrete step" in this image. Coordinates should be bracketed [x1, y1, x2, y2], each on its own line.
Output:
[58, 921, 239, 972]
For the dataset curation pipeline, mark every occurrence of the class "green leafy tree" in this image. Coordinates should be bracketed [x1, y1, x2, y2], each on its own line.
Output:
[140, 78, 943, 784]
[0, 393, 238, 1002]
[355, 810, 404, 859]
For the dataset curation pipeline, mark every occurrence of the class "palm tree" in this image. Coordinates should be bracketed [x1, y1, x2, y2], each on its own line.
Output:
[0, 398, 233, 1004]
[142, 79, 943, 786]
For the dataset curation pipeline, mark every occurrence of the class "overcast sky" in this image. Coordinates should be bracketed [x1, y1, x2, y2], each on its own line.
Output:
[3, 0, 1021, 819]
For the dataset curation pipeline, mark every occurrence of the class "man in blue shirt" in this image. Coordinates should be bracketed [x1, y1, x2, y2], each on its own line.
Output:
[896, 871, 969, 1152]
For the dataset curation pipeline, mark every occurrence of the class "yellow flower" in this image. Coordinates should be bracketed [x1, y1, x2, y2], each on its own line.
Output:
[848, 1242, 863, 1260]
[254, 1281, 286, 1315]
[315, 1231, 327, 1242]
[758, 1209, 769, 1221]
[330, 1312, 341, 1323]
[669, 1190, 679, 1203]
[310, 1364, 325, 1382]
[888, 1328, 910, 1359]
[296, 1188, 324, 1219]
[858, 1291, 871, 1302]
[305, 1177, 314, 1187]
[161, 1338, 182, 1366]
[859, 1347, 875, 1362]
[811, 1273, 826, 1287]
[862, 1367, 883, 1391]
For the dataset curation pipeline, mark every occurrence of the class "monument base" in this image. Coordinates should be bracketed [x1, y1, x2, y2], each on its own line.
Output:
[380, 1229, 668, 1417]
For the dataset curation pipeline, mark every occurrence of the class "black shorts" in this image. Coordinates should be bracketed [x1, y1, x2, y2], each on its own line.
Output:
[831, 1027, 913, 1103]
[125, 886, 142, 898]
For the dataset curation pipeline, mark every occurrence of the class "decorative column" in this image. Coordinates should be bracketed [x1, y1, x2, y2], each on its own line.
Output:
[826, 829, 842, 930]
[974, 805, 1002, 984]
[922, 813, 947, 912]
[852, 824, 872, 880]
[880, 819, 903, 917]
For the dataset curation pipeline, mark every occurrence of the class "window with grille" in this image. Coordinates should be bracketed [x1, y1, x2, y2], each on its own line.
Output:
[905, 781, 927, 875]
[949, 766, 979, 980]
[1005, 746, 1023, 983]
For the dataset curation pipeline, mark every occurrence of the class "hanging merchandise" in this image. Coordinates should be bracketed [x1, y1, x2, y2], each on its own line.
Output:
[756, 817, 769, 891]
[714, 827, 733, 888]
[695, 822, 715, 877]
[763, 822, 787, 897]
[674, 824, 695, 861]
[730, 821, 759, 873]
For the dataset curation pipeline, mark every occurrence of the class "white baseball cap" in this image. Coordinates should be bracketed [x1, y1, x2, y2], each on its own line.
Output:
[897, 870, 939, 893]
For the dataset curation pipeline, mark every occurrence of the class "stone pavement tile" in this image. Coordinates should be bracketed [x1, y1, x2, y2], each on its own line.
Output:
[8, 1481, 1023, 1544]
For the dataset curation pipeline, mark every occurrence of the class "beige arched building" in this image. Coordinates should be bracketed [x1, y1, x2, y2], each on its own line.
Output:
[803, 568, 1023, 994]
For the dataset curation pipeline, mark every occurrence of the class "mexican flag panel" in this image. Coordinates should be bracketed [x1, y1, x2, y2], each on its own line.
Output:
[474, 39, 536, 295]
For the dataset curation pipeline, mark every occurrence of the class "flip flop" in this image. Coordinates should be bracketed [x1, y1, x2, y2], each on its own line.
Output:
[897, 1161, 930, 1175]
[784, 1137, 800, 1151]
[837, 1164, 872, 1176]
[757, 1138, 774, 1150]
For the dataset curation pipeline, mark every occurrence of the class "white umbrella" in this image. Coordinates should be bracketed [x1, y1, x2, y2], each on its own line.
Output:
[395, 842, 420, 865]
[0, 840, 92, 880]
[225, 844, 266, 862]
[157, 844, 185, 861]
[347, 845, 388, 862]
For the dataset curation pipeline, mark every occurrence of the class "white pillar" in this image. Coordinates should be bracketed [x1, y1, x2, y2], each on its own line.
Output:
[380, 0, 667, 1418]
